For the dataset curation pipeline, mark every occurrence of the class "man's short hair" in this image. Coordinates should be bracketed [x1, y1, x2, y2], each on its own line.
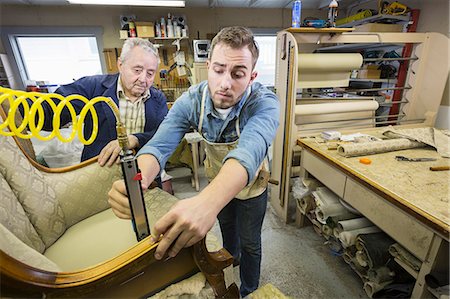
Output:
[209, 26, 259, 68]
[120, 37, 159, 63]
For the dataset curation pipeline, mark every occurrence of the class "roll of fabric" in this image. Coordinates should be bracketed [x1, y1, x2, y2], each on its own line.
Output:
[339, 226, 381, 248]
[322, 224, 333, 238]
[382, 126, 450, 158]
[325, 236, 343, 254]
[299, 195, 315, 214]
[364, 280, 393, 298]
[388, 243, 422, 272]
[355, 232, 395, 269]
[315, 203, 353, 224]
[343, 248, 354, 264]
[297, 53, 363, 88]
[368, 266, 396, 284]
[295, 100, 378, 116]
[312, 187, 340, 206]
[302, 177, 321, 190]
[335, 217, 373, 238]
[337, 138, 425, 157]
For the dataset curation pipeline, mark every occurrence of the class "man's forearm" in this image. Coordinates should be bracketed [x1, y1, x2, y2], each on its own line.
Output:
[137, 154, 161, 189]
[197, 158, 248, 215]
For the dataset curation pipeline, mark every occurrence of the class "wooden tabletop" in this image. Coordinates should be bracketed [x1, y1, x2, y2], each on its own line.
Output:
[298, 129, 450, 237]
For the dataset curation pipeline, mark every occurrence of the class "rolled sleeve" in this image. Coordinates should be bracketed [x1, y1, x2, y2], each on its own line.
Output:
[136, 89, 195, 170]
[223, 88, 280, 183]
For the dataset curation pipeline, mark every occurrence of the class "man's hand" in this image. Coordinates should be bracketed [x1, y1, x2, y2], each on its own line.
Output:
[151, 195, 219, 260]
[98, 135, 139, 167]
[108, 179, 132, 219]
[108, 154, 160, 219]
[151, 158, 248, 260]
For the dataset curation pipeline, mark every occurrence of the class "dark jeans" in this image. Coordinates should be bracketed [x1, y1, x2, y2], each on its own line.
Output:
[217, 189, 268, 297]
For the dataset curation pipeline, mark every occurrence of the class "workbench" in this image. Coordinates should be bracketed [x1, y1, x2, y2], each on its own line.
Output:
[297, 127, 449, 298]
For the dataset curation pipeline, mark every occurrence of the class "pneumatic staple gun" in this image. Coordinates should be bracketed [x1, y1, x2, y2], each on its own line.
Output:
[117, 123, 151, 242]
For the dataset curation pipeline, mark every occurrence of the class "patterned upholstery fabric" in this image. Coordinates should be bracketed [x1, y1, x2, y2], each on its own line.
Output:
[0, 101, 36, 160]
[0, 134, 66, 248]
[44, 164, 122, 228]
[0, 172, 45, 253]
[0, 223, 61, 272]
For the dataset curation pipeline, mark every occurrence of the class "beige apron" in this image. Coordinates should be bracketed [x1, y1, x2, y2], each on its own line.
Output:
[198, 86, 270, 200]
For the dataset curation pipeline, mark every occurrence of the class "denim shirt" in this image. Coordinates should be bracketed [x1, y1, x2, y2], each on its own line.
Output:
[137, 81, 280, 183]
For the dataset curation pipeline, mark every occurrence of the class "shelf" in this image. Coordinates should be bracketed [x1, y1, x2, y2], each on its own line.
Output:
[315, 43, 404, 53]
[337, 14, 410, 28]
[286, 27, 354, 33]
[350, 78, 397, 83]
[153, 36, 188, 41]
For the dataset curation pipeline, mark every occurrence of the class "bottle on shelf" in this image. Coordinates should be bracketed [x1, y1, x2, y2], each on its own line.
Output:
[328, 0, 339, 27]
[128, 21, 136, 37]
[292, 0, 302, 28]
[167, 18, 174, 38]
[160, 17, 166, 38]
[155, 22, 161, 38]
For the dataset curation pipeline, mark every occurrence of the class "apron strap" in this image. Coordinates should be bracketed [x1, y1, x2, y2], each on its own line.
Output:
[198, 86, 208, 134]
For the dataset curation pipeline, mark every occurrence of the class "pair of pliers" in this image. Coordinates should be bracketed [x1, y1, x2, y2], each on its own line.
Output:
[395, 155, 437, 162]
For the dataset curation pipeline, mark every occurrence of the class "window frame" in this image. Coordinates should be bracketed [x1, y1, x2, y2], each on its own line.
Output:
[250, 28, 279, 88]
[1, 26, 106, 90]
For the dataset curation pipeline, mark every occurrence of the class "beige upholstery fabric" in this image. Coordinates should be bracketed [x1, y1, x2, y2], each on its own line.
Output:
[43, 164, 122, 228]
[382, 126, 450, 158]
[0, 134, 66, 248]
[0, 173, 45, 253]
[44, 208, 137, 271]
[0, 223, 61, 272]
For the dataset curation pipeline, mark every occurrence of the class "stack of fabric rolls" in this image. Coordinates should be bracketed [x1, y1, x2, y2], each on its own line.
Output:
[294, 182, 416, 297]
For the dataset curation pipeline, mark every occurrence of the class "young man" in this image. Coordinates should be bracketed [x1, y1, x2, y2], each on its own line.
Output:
[108, 26, 280, 296]
[26, 38, 168, 166]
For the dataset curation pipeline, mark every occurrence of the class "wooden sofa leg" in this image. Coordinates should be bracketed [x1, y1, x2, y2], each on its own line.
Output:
[192, 239, 240, 298]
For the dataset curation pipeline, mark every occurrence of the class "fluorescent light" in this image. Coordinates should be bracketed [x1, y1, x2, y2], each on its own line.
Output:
[67, 0, 185, 7]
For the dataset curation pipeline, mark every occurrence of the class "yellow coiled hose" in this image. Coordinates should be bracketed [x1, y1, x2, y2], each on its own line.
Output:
[0, 86, 121, 145]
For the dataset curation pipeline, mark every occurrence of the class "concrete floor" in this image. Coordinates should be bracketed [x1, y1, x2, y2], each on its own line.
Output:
[167, 166, 368, 298]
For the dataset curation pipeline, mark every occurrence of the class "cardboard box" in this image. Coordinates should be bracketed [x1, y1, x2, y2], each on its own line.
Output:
[357, 65, 381, 79]
[135, 22, 155, 38]
[354, 23, 404, 32]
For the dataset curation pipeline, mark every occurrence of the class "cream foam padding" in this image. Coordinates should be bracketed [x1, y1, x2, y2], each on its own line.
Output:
[298, 53, 363, 88]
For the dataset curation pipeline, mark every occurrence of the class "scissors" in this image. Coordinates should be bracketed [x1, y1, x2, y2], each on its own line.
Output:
[395, 155, 437, 162]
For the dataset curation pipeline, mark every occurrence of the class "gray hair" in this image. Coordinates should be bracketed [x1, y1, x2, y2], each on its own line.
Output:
[120, 37, 159, 63]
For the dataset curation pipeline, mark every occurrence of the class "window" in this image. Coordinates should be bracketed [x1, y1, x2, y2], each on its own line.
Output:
[253, 35, 277, 87]
[16, 36, 102, 86]
[1, 27, 105, 90]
